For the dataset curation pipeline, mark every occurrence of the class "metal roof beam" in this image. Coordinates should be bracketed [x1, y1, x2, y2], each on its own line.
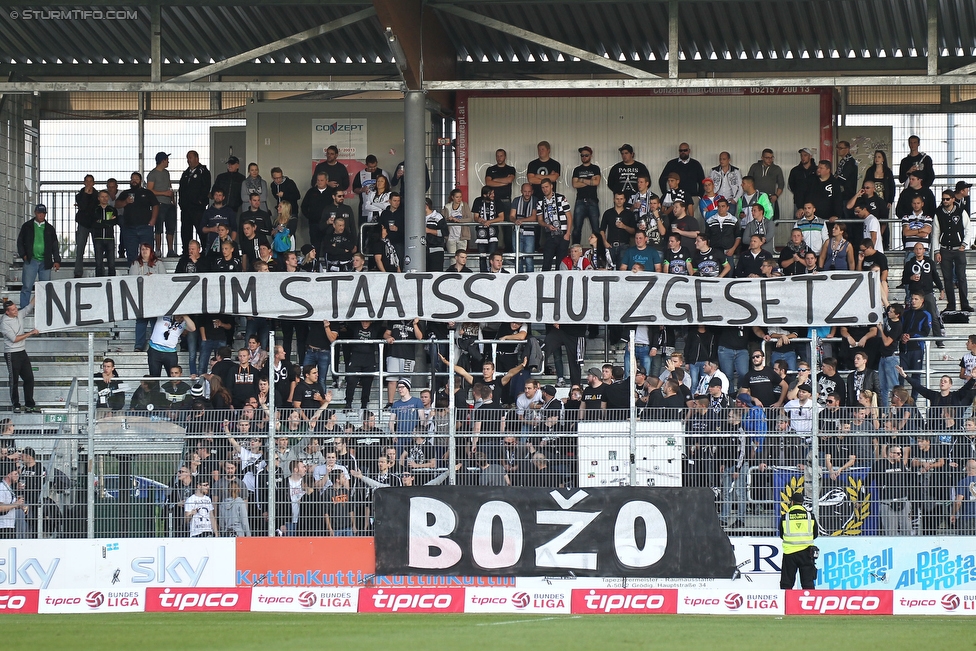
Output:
[0, 81, 403, 92]
[927, 0, 938, 75]
[435, 4, 659, 79]
[150, 5, 161, 82]
[945, 61, 976, 75]
[668, 0, 678, 79]
[425, 74, 976, 90]
[166, 7, 377, 83]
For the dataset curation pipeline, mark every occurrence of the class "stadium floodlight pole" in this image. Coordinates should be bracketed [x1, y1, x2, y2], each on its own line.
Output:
[448, 331, 457, 486]
[87, 332, 95, 539]
[266, 330, 276, 537]
[809, 331, 820, 522]
[629, 328, 637, 486]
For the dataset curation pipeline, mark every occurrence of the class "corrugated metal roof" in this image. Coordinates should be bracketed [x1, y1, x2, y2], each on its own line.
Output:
[0, 1, 973, 78]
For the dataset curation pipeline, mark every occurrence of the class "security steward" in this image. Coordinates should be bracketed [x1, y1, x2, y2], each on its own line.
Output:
[779, 490, 818, 589]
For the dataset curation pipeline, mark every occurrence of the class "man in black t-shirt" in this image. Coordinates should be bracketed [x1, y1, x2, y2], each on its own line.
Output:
[600, 192, 636, 269]
[580, 367, 607, 421]
[344, 321, 382, 410]
[485, 148, 517, 216]
[571, 146, 602, 245]
[230, 347, 259, 409]
[607, 144, 650, 198]
[740, 350, 787, 409]
[526, 141, 561, 202]
[878, 304, 903, 408]
[857, 237, 890, 308]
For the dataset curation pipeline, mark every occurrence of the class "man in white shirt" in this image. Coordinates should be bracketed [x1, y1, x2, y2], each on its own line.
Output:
[693, 358, 729, 398]
[515, 379, 544, 436]
[184, 479, 218, 537]
[0, 462, 25, 538]
[782, 383, 817, 435]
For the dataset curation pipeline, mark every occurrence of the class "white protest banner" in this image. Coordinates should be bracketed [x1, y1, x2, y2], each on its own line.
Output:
[35, 271, 882, 332]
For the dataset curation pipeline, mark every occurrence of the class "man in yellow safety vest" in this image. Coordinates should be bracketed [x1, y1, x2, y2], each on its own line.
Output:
[779, 490, 818, 589]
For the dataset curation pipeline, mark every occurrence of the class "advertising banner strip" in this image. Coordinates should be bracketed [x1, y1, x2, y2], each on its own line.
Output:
[373, 486, 737, 578]
[38, 589, 145, 614]
[35, 270, 881, 331]
[676, 589, 784, 615]
[785, 589, 893, 615]
[358, 588, 466, 613]
[250, 587, 359, 613]
[0, 590, 39, 614]
[145, 587, 251, 612]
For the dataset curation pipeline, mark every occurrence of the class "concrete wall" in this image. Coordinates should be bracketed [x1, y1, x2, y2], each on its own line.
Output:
[245, 100, 407, 245]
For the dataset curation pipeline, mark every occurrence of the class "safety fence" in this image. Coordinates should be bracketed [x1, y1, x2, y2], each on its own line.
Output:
[5, 402, 975, 540]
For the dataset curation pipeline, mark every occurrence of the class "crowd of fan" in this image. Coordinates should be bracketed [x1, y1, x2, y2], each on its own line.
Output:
[4, 136, 976, 538]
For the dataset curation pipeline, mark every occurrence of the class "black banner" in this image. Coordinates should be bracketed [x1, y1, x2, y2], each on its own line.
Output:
[374, 487, 736, 578]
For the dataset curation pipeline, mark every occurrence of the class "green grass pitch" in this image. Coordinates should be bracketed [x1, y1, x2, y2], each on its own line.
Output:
[4, 614, 975, 651]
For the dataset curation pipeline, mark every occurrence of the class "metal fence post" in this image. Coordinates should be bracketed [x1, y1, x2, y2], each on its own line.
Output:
[629, 329, 637, 486]
[267, 330, 276, 537]
[87, 331, 95, 539]
[448, 331, 457, 485]
[809, 331, 820, 521]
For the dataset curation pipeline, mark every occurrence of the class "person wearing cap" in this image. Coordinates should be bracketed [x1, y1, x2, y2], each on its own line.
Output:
[94, 357, 125, 412]
[1, 299, 39, 413]
[116, 171, 160, 264]
[148, 152, 178, 258]
[697, 177, 722, 222]
[954, 180, 972, 225]
[898, 135, 935, 188]
[570, 145, 602, 245]
[579, 367, 608, 421]
[695, 358, 729, 398]
[658, 143, 705, 216]
[788, 147, 819, 219]
[211, 156, 245, 213]
[17, 204, 61, 309]
[606, 144, 648, 198]
[782, 382, 816, 435]
[179, 150, 212, 255]
[779, 490, 818, 589]
[389, 378, 423, 450]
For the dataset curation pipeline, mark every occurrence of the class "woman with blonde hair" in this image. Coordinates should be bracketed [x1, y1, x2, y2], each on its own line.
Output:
[271, 200, 297, 257]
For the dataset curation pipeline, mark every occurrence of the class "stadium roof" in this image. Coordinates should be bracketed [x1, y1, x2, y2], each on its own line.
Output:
[1, 0, 975, 109]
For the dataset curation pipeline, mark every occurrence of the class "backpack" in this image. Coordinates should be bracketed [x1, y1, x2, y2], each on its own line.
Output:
[272, 228, 292, 253]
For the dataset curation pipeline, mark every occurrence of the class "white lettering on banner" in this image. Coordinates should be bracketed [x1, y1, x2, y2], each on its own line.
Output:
[146, 587, 250, 612]
[37, 589, 145, 613]
[613, 501, 667, 568]
[131, 546, 207, 585]
[371, 590, 453, 611]
[0, 548, 59, 588]
[408, 497, 464, 569]
[250, 588, 358, 612]
[471, 502, 523, 569]
[0, 595, 26, 610]
[35, 271, 882, 332]
[892, 590, 976, 615]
